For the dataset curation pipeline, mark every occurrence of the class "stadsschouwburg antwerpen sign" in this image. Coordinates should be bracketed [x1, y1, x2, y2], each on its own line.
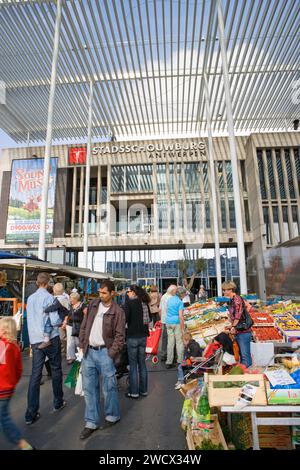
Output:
[92, 141, 206, 160]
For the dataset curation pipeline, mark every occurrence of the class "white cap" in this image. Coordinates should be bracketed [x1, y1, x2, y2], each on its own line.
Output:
[71, 288, 78, 293]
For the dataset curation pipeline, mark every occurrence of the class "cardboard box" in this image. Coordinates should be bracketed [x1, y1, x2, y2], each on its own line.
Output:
[207, 374, 267, 407]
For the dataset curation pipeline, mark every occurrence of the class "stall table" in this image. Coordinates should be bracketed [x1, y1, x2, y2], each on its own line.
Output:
[221, 405, 300, 450]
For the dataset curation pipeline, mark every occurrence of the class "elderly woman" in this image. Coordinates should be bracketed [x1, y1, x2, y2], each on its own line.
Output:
[63, 292, 87, 364]
[222, 281, 252, 367]
[165, 286, 186, 369]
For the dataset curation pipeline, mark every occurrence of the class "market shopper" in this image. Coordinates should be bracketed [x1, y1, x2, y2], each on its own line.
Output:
[149, 285, 161, 326]
[198, 285, 207, 302]
[165, 287, 186, 369]
[222, 281, 252, 367]
[79, 280, 125, 440]
[63, 292, 87, 364]
[38, 283, 70, 350]
[25, 272, 65, 425]
[0, 318, 34, 450]
[175, 332, 203, 389]
[123, 285, 150, 398]
[158, 285, 177, 362]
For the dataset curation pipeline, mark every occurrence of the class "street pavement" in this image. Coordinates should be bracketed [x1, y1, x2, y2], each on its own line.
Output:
[0, 352, 186, 450]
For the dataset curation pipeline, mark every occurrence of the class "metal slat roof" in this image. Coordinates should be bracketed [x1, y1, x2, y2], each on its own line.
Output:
[0, 0, 299, 144]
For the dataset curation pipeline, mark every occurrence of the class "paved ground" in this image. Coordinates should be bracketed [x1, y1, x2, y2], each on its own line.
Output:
[0, 353, 186, 450]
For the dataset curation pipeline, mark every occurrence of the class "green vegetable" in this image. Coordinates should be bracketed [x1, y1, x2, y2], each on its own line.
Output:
[196, 438, 224, 450]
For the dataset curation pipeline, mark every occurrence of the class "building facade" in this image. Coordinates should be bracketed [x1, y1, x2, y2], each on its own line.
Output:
[0, 132, 299, 297]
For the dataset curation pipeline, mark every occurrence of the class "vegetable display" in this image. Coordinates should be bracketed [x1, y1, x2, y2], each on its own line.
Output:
[252, 326, 284, 342]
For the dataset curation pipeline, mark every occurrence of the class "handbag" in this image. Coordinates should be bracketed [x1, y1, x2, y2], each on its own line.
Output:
[235, 300, 254, 331]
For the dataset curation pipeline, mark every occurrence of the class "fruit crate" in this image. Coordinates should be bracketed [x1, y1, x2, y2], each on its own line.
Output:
[186, 415, 228, 450]
[206, 373, 267, 407]
[252, 326, 285, 343]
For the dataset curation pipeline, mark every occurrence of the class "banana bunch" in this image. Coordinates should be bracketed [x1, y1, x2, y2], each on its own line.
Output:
[282, 356, 300, 374]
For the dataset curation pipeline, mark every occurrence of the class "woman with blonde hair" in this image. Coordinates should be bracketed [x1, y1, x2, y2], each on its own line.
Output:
[62, 292, 87, 364]
[0, 317, 34, 449]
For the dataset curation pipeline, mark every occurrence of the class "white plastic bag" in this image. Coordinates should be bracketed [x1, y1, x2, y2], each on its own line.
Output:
[250, 342, 274, 367]
[75, 367, 84, 396]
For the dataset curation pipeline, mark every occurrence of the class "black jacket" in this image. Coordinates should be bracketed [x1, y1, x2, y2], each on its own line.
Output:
[184, 339, 203, 359]
[122, 298, 149, 338]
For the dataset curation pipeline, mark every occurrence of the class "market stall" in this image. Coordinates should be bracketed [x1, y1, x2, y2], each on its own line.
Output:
[0, 256, 124, 349]
[179, 296, 300, 451]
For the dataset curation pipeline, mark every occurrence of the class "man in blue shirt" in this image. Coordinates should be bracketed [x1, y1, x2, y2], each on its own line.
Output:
[25, 272, 65, 425]
[165, 286, 186, 369]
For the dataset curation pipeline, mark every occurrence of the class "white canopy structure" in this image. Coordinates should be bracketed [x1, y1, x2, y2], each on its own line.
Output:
[0, 0, 299, 143]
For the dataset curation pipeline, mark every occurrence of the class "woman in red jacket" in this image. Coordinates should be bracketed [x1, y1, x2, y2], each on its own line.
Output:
[0, 317, 34, 450]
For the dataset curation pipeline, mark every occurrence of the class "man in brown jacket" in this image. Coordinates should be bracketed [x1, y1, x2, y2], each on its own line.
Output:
[79, 280, 125, 440]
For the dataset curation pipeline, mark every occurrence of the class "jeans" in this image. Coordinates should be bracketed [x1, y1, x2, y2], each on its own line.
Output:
[127, 336, 148, 397]
[44, 315, 53, 337]
[25, 335, 64, 422]
[236, 332, 252, 367]
[158, 323, 168, 360]
[66, 325, 79, 361]
[166, 324, 184, 365]
[177, 364, 185, 383]
[0, 398, 22, 445]
[82, 347, 120, 429]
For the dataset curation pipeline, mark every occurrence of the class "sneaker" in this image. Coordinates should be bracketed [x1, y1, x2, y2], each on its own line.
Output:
[25, 412, 41, 426]
[124, 393, 139, 399]
[37, 341, 51, 350]
[100, 419, 120, 430]
[174, 382, 183, 390]
[51, 401, 67, 413]
[165, 363, 175, 369]
[79, 427, 98, 440]
[139, 392, 148, 397]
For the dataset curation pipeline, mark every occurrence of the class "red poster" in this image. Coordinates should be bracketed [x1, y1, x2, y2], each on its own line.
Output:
[69, 147, 86, 165]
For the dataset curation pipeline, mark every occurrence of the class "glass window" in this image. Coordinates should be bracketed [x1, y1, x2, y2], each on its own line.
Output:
[216, 161, 224, 193]
[140, 164, 152, 191]
[266, 150, 276, 199]
[292, 206, 300, 237]
[157, 164, 167, 194]
[187, 198, 202, 232]
[257, 150, 267, 199]
[221, 199, 226, 230]
[185, 163, 201, 193]
[284, 149, 295, 199]
[158, 200, 168, 231]
[88, 209, 97, 234]
[275, 150, 286, 199]
[126, 165, 139, 192]
[202, 162, 209, 193]
[111, 166, 125, 192]
[205, 200, 211, 229]
[272, 206, 280, 244]
[177, 163, 183, 195]
[263, 206, 271, 245]
[282, 206, 289, 242]
[240, 160, 247, 192]
[169, 163, 175, 194]
[229, 199, 236, 229]
[244, 199, 251, 231]
[294, 148, 300, 194]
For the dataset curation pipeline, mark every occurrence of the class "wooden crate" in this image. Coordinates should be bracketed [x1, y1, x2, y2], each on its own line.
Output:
[207, 374, 267, 407]
[186, 415, 228, 450]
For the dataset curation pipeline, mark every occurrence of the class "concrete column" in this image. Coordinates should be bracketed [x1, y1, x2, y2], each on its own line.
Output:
[262, 149, 276, 244]
[96, 165, 102, 236]
[38, 0, 62, 260]
[83, 81, 94, 268]
[71, 166, 77, 237]
[203, 73, 222, 296]
[78, 167, 84, 237]
[217, 0, 247, 293]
